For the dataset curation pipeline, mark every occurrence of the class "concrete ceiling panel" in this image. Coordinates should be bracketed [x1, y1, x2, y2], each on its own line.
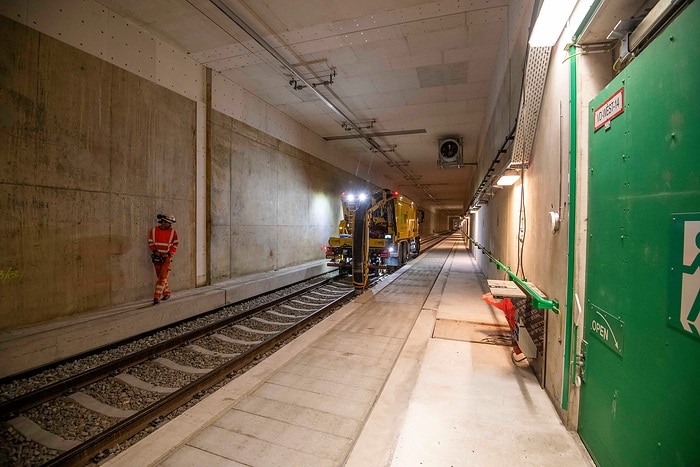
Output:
[389, 52, 443, 71]
[254, 87, 304, 106]
[338, 59, 392, 77]
[397, 1, 457, 22]
[465, 6, 508, 26]
[332, 10, 398, 32]
[86, 0, 523, 214]
[407, 28, 470, 55]
[239, 63, 288, 87]
[257, 0, 334, 29]
[352, 35, 410, 61]
[445, 44, 500, 63]
[288, 35, 345, 56]
[468, 21, 506, 47]
[330, 76, 378, 97]
[401, 86, 447, 106]
[369, 75, 420, 94]
[373, 100, 468, 121]
[338, 25, 404, 49]
[399, 13, 466, 36]
[359, 91, 407, 110]
[323, 46, 360, 67]
[278, 22, 336, 44]
[466, 58, 498, 83]
[446, 81, 491, 100]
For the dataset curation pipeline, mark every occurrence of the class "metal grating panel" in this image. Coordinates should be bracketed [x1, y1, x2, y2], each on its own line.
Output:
[510, 46, 551, 168]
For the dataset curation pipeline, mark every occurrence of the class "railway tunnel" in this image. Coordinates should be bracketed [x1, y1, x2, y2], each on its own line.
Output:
[1, 1, 699, 465]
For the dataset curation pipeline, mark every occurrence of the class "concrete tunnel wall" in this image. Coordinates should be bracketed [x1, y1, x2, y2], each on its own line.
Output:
[0, 13, 376, 330]
[209, 109, 359, 282]
[0, 16, 197, 327]
[464, 0, 615, 428]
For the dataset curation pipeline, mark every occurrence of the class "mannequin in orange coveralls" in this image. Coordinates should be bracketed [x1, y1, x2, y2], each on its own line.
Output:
[148, 214, 179, 305]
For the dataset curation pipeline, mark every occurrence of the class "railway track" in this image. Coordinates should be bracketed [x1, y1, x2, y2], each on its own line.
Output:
[0, 278, 356, 466]
[0, 235, 447, 465]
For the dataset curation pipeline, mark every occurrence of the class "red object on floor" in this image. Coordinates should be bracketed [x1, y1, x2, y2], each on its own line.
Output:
[482, 293, 522, 354]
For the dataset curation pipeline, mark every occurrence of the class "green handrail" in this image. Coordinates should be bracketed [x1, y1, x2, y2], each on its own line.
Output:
[468, 236, 560, 313]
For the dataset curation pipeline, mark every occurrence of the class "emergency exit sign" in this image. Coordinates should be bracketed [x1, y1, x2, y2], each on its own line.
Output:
[593, 87, 624, 131]
[668, 213, 700, 340]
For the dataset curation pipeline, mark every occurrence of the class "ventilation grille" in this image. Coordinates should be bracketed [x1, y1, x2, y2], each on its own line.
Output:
[511, 46, 551, 168]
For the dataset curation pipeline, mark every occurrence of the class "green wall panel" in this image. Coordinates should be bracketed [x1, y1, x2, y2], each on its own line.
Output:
[580, 2, 700, 466]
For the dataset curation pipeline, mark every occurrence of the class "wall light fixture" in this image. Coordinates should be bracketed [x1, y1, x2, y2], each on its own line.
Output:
[497, 170, 521, 186]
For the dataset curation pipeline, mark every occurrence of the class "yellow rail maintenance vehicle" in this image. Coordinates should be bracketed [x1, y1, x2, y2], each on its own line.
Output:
[326, 189, 423, 291]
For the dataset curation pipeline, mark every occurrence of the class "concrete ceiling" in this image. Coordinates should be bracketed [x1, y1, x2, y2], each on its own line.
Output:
[577, 0, 657, 45]
[94, 0, 517, 215]
[89, 0, 664, 215]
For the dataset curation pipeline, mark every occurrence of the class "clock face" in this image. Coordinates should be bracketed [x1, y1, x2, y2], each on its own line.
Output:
[440, 139, 459, 161]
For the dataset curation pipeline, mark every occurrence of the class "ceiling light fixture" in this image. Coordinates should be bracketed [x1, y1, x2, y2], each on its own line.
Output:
[529, 0, 577, 47]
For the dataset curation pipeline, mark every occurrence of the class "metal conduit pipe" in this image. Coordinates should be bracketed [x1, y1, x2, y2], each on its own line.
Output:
[209, 0, 420, 188]
[559, 0, 605, 411]
[468, 235, 560, 313]
[561, 44, 578, 411]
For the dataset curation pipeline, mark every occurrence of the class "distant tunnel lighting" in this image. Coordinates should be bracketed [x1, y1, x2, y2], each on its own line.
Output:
[529, 0, 577, 46]
[497, 171, 520, 186]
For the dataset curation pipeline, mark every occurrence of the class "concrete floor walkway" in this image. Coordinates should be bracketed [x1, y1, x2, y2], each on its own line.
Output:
[346, 237, 593, 466]
[106, 235, 594, 466]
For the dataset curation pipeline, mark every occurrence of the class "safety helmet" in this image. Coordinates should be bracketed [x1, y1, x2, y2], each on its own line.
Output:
[157, 213, 176, 224]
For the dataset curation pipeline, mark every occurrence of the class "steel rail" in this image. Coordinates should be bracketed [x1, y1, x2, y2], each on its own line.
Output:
[43, 287, 355, 467]
[0, 279, 331, 416]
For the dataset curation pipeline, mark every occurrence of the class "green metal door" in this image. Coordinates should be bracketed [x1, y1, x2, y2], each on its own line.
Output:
[580, 3, 700, 466]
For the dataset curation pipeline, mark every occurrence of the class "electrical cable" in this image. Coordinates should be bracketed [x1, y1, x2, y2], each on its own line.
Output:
[480, 333, 514, 346]
[516, 169, 526, 278]
[467, 34, 529, 213]
[511, 350, 528, 364]
[466, 124, 517, 211]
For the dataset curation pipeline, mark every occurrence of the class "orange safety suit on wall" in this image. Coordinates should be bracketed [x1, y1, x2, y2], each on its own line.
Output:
[148, 217, 179, 304]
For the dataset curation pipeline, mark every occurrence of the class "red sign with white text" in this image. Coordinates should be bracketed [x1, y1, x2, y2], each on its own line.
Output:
[593, 87, 624, 131]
